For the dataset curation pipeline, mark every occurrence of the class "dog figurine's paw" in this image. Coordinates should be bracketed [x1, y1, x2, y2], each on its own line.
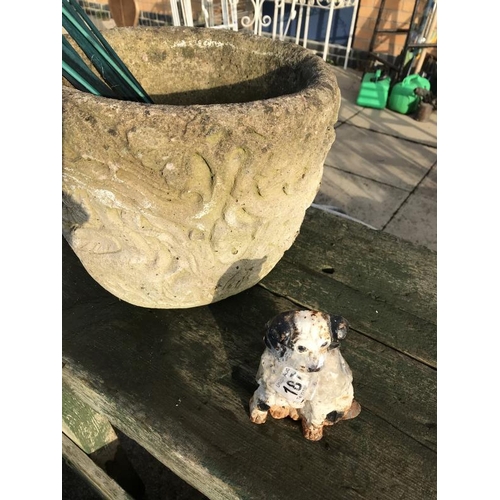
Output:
[301, 421, 324, 441]
[249, 396, 269, 424]
[250, 409, 268, 424]
[249, 310, 360, 440]
[269, 405, 292, 419]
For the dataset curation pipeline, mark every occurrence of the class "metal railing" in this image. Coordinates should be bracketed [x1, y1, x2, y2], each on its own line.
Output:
[79, 0, 359, 68]
[242, 0, 359, 68]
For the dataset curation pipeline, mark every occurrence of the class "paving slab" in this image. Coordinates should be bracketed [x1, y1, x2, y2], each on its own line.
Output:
[314, 166, 409, 229]
[382, 162, 437, 250]
[332, 67, 363, 101]
[416, 162, 437, 200]
[327, 124, 437, 191]
[331, 67, 364, 124]
[345, 106, 437, 147]
[383, 194, 437, 251]
[336, 100, 363, 126]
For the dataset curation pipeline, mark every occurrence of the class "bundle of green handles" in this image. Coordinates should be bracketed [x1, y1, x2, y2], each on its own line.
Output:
[62, 0, 153, 103]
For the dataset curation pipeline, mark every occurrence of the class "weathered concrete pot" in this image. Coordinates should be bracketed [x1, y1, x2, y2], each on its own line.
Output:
[62, 27, 340, 308]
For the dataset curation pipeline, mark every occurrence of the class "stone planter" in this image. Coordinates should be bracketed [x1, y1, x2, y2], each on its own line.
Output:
[62, 27, 340, 309]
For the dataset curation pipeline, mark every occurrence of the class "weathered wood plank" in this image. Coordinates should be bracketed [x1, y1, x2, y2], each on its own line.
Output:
[63, 379, 147, 498]
[62, 298, 436, 497]
[63, 287, 435, 452]
[63, 237, 435, 447]
[65, 235, 437, 449]
[260, 260, 437, 367]
[285, 208, 437, 324]
[62, 434, 134, 500]
[63, 379, 118, 454]
[63, 355, 436, 500]
[62, 218, 436, 500]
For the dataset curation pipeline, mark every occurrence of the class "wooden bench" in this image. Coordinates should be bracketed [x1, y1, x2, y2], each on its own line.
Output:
[62, 206, 437, 499]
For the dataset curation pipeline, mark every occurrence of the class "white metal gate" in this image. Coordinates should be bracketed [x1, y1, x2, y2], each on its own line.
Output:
[240, 0, 359, 68]
[87, 0, 360, 68]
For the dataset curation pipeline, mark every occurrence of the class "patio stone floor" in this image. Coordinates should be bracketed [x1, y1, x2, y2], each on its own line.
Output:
[314, 66, 437, 251]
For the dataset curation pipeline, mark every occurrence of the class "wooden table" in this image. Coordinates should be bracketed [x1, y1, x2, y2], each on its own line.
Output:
[62, 206, 437, 500]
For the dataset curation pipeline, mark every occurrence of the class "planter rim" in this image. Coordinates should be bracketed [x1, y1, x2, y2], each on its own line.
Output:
[62, 26, 339, 114]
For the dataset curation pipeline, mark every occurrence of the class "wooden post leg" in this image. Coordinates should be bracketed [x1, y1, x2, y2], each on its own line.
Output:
[62, 380, 146, 499]
[63, 434, 134, 500]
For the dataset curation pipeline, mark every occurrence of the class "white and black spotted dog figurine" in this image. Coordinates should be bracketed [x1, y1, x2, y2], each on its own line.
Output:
[249, 310, 361, 441]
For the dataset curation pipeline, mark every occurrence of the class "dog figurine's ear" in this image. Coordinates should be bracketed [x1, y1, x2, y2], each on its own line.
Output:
[263, 311, 297, 358]
[327, 315, 349, 349]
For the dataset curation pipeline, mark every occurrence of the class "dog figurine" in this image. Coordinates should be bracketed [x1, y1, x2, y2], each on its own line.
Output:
[249, 310, 361, 441]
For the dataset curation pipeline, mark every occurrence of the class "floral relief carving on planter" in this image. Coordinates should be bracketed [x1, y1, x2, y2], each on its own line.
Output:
[62, 27, 340, 308]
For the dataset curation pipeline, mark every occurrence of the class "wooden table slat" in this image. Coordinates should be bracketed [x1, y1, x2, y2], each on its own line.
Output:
[286, 208, 437, 325]
[63, 358, 436, 500]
